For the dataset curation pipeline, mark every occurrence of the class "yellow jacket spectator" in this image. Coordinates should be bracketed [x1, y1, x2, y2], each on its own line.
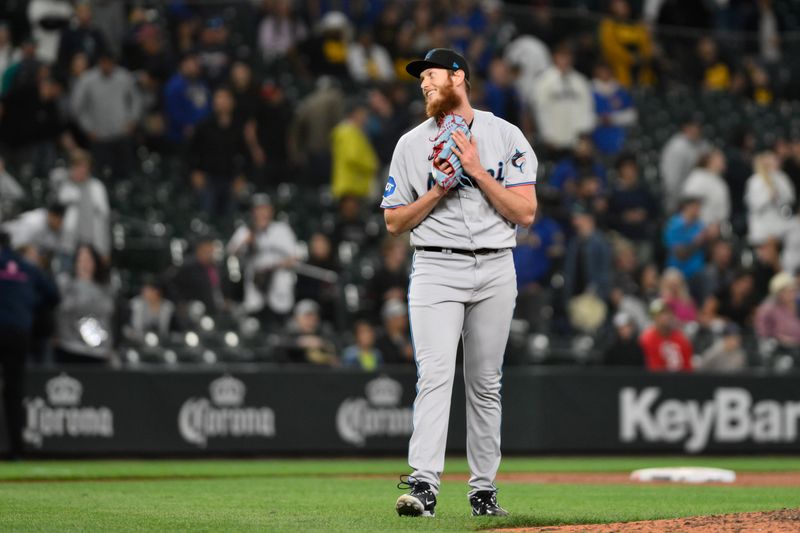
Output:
[331, 103, 379, 199]
[599, 0, 655, 87]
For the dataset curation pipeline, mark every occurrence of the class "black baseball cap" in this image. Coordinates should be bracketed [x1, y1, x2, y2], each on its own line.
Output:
[406, 48, 470, 81]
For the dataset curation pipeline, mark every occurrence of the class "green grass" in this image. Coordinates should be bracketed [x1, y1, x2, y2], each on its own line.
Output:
[0, 457, 798, 532]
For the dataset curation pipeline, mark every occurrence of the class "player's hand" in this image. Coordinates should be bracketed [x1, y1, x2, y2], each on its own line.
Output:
[451, 130, 482, 177]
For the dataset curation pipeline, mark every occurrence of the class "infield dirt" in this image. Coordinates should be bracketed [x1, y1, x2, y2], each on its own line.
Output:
[500, 508, 800, 532]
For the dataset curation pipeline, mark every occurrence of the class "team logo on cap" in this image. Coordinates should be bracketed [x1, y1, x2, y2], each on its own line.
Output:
[511, 149, 527, 172]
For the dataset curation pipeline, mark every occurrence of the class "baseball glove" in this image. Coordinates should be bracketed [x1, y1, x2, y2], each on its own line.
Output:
[430, 113, 471, 190]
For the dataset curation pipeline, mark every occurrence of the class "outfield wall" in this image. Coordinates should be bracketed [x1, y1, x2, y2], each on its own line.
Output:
[2, 367, 799, 455]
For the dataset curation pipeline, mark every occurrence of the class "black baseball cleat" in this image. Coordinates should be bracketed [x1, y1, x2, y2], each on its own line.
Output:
[470, 490, 509, 517]
[395, 475, 436, 517]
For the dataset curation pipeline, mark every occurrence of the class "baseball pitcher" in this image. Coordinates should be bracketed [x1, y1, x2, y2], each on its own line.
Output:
[383, 49, 538, 518]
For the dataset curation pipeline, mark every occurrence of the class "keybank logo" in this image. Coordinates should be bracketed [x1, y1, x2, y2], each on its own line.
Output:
[23, 373, 114, 448]
[178, 375, 275, 447]
[619, 387, 800, 453]
[336, 376, 413, 447]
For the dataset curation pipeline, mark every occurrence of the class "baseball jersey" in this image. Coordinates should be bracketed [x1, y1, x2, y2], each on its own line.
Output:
[381, 109, 537, 250]
[639, 326, 693, 372]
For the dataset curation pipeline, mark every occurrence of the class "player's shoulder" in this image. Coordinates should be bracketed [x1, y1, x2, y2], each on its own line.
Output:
[475, 109, 522, 137]
[396, 118, 438, 147]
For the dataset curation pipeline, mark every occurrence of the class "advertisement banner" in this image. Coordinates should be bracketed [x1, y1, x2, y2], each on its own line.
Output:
[12, 368, 800, 455]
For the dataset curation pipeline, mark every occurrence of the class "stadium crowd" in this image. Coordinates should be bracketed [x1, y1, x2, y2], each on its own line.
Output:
[1, 0, 800, 372]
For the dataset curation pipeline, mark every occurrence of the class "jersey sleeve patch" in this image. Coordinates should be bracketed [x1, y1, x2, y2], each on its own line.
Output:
[383, 176, 397, 198]
[511, 149, 527, 173]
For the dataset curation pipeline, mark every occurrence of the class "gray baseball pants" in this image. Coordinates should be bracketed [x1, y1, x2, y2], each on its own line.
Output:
[407, 248, 516, 496]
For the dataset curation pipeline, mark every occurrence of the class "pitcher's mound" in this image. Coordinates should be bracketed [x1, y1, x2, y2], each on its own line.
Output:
[501, 508, 800, 533]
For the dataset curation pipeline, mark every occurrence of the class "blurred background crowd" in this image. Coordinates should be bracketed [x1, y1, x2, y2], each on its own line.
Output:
[1, 0, 800, 372]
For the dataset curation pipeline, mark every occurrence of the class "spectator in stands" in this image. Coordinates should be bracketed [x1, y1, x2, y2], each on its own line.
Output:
[564, 204, 612, 331]
[283, 299, 338, 365]
[607, 155, 657, 258]
[1, 37, 40, 96]
[755, 271, 800, 349]
[725, 128, 756, 231]
[55, 149, 110, 261]
[782, 216, 800, 275]
[227, 193, 297, 324]
[190, 87, 252, 218]
[0, 157, 24, 221]
[168, 235, 226, 317]
[347, 28, 393, 83]
[331, 194, 373, 249]
[513, 209, 564, 330]
[0, 231, 60, 459]
[701, 269, 758, 329]
[28, 0, 73, 64]
[164, 52, 211, 146]
[660, 118, 710, 214]
[695, 322, 747, 372]
[781, 138, 800, 212]
[638, 262, 661, 303]
[0, 74, 65, 179]
[599, 0, 655, 87]
[2, 202, 66, 258]
[257, 0, 308, 65]
[504, 34, 550, 118]
[123, 276, 178, 341]
[482, 57, 523, 127]
[70, 51, 141, 181]
[663, 196, 717, 282]
[591, 62, 636, 155]
[698, 239, 736, 301]
[690, 37, 732, 92]
[532, 43, 595, 157]
[295, 232, 338, 323]
[368, 235, 409, 314]
[375, 299, 413, 365]
[602, 312, 645, 367]
[548, 135, 607, 196]
[330, 101, 379, 200]
[296, 11, 351, 80]
[745, 151, 795, 245]
[342, 320, 383, 370]
[747, 0, 782, 64]
[752, 237, 783, 298]
[287, 76, 344, 186]
[55, 243, 114, 364]
[682, 149, 731, 226]
[253, 80, 293, 186]
[195, 17, 232, 88]
[742, 60, 774, 106]
[124, 22, 175, 89]
[639, 298, 693, 372]
[0, 22, 19, 79]
[659, 267, 698, 325]
[56, 2, 106, 74]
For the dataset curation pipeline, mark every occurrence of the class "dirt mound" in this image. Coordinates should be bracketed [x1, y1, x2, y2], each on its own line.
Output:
[500, 508, 800, 533]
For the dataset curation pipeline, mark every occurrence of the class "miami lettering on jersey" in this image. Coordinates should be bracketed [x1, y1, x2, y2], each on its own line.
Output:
[425, 162, 506, 191]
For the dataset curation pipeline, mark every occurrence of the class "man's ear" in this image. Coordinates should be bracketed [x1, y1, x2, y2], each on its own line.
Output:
[452, 69, 466, 88]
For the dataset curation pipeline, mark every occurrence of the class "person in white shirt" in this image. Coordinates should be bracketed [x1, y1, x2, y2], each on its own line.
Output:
[2, 203, 66, 256]
[227, 193, 298, 321]
[55, 149, 110, 260]
[347, 29, 394, 83]
[745, 151, 795, 245]
[660, 118, 710, 213]
[682, 149, 731, 225]
[532, 43, 595, 154]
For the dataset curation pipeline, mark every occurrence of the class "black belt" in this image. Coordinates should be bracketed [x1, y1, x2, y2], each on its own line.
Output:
[415, 246, 509, 256]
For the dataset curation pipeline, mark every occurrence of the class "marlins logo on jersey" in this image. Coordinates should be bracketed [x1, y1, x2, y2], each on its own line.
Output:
[511, 149, 527, 173]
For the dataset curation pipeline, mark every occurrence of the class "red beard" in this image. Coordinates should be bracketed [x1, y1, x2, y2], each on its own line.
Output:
[425, 79, 462, 122]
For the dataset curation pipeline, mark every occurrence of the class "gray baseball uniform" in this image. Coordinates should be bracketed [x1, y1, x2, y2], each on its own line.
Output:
[381, 109, 537, 496]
